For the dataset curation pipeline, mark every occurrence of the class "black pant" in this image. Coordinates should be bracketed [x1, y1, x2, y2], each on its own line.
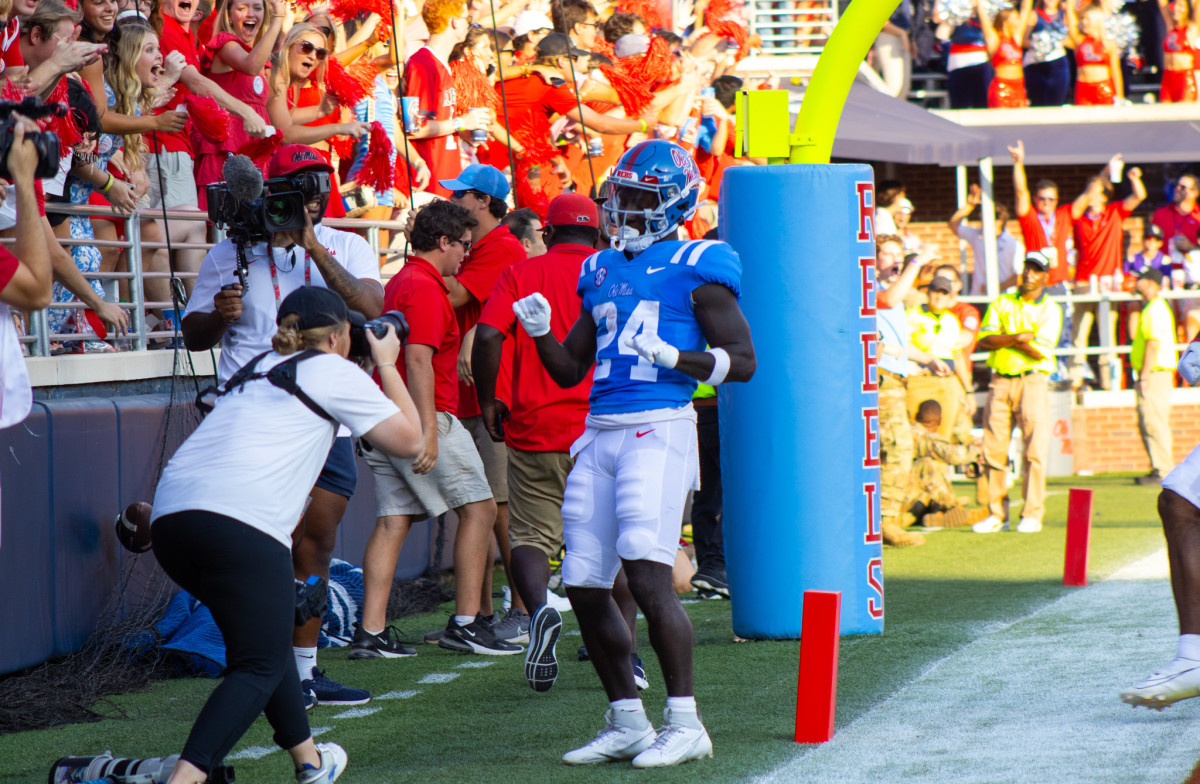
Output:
[1024, 57, 1072, 106]
[152, 511, 310, 773]
[948, 62, 993, 108]
[691, 404, 725, 572]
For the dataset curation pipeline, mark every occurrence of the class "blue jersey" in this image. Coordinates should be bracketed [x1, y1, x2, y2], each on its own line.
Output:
[577, 239, 742, 415]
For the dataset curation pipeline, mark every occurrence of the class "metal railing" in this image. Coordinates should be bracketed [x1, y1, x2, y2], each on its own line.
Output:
[12, 203, 407, 358]
[747, 0, 838, 55]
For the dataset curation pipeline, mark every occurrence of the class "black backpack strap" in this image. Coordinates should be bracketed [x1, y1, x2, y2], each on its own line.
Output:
[266, 349, 334, 422]
[224, 351, 273, 392]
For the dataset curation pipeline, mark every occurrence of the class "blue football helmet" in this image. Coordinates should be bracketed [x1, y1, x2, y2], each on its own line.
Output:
[599, 139, 705, 253]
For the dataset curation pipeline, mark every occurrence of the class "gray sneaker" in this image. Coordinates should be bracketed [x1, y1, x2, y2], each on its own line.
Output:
[492, 607, 531, 643]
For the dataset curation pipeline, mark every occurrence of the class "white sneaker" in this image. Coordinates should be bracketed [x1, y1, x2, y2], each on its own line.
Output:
[972, 515, 1007, 534]
[562, 709, 656, 765]
[630, 709, 714, 769]
[296, 742, 348, 784]
[1016, 517, 1042, 533]
[1121, 657, 1200, 710]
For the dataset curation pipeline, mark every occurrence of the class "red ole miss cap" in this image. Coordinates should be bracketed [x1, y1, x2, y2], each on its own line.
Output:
[546, 193, 598, 228]
[268, 144, 334, 178]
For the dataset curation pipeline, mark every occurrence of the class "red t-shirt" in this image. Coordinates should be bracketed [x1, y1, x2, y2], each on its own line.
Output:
[1074, 202, 1132, 281]
[1, 19, 22, 72]
[1017, 204, 1073, 285]
[949, 300, 981, 355]
[151, 15, 199, 155]
[405, 47, 459, 198]
[477, 243, 594, 452]
[383, 255, 460, 414]
[455, 224, 526, 419]
[0, 245, 18, 291]
[1152, 204, 1200, 245]
[495, 73, 579, 161]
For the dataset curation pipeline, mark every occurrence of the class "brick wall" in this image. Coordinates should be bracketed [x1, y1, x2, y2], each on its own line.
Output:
[1069, 393, 1200, 474]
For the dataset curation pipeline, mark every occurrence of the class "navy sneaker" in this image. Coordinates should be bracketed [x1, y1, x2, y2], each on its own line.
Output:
[691, 567, 729, 598]
[302, 668, 371, 706]
[439, 615, 523, 655]
[524, 605, 562, 692]
[578, 645, 590, 661]
[632, 654, 650, 691]
[349, 624, 417, 659]
[303, 685, 317, 711]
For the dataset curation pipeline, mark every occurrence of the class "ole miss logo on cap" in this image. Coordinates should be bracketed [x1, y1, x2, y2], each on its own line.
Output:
[292, 149, 322, 165]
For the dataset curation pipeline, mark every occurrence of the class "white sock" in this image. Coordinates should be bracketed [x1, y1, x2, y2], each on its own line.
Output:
[666, 696, 697, 714]
[294, 646, 317, 682]
[610, 698, 648, 727]
[364, 628, 384, 637]
[1177, 634, 1200, 661]
[454, 615, 475, 627]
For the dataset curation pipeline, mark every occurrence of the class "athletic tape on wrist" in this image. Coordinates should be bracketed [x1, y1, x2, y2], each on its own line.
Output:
[703, 347, 731, 385]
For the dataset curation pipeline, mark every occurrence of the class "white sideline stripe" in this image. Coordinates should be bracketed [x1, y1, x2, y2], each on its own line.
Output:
[457, 661, 495, 669]
[228, 727, 330, 760]
[757, 549, 1199, 784]
[417, 672, 459, 684]
[332, 706, 381, 719]
[378, 689, 421, 700]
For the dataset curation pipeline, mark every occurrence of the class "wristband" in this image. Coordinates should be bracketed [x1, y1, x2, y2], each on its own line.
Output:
[377, 362, 396, 370]
[100, 174, 115, 193]
[638, 119, 648, 133]
[454, 116, 466, 132]
[703, 347, 731, 385]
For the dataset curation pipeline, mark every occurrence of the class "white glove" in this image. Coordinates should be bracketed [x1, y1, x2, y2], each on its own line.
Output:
[1181, 341, 1200, 386]
[625, 332, 680, 369]
[513, 292, 552, 337]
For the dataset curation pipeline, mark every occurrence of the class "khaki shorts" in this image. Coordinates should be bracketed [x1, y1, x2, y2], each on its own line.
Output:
[362, 411, 493, 520]
[459, 414, 509, 504]
[507, 447, 573, 557]
[146, 151, 199, 209]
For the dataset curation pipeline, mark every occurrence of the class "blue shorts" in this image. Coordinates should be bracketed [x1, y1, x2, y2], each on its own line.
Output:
[315, 437, 358, 499]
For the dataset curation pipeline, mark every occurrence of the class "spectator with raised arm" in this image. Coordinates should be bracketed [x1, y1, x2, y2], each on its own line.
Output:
[949, 184, 1023, 296]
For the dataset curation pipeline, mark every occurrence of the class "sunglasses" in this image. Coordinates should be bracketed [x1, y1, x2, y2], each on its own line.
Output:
[452, 189, 488, 200]
[451, 238, 473, 253]
[1034, 195, 1057, 202]
[315, 25, 333, 37]
[294, 40, 329, 59]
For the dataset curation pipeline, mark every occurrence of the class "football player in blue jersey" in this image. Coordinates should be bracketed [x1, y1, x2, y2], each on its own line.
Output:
[512, 139, 756, 768]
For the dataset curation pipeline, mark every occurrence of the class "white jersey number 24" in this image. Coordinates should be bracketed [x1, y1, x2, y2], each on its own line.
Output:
[592, 299, 661, 382]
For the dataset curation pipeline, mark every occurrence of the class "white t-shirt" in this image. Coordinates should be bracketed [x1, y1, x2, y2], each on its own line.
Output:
[151, 352, 399, 548]
[186, 224, 381, 384]
[956, 225, 1024, 296]
[0, 300, 31, 430]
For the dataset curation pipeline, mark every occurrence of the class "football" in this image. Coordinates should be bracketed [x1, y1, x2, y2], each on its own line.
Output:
[114, 501, 154, 554]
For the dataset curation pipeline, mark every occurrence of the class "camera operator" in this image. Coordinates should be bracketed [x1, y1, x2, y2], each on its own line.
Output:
[0, 116, 54, 449]
[182, 144, 385, 708]
[151, 286, 421, 784]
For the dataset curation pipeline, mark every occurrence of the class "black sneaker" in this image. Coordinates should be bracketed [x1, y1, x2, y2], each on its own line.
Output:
[1136, 471, 1163, 486]
[438, 615, 523, 655]
[524, 605, 562, 692]
[302, 668, 371, 706]
[632, 654, 649, 691]
[691, 567, 729, 598]
[577, 645, 590, 661]
[349, 624, 418, 659]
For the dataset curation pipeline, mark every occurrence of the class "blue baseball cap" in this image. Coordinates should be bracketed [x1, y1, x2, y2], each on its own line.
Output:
[439, 164, 510, 201]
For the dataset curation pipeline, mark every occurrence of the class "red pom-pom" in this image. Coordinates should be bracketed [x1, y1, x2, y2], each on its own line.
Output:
[600, 64, 654, 116]
[185, 95, 232, 143]
[45, 79, 81, 157]
[514, 163, 550, 219]
[590, 39, 616, 61]
[705, 0, 752, 61]
[327, 134, 356, 161]
[328, 0, 395, 41]
[356, 121, 394, 192]
[450, 57, 500, 115]
[324, 56, 372, 109]
[235, 132, 283, 170]
[625, 35, 674, 87]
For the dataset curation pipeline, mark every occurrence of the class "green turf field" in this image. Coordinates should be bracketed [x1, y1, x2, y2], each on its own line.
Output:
[0, 476, 1171, 783]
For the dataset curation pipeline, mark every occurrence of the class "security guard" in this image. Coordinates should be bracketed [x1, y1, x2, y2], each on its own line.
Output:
[972, 250, 1062, 534]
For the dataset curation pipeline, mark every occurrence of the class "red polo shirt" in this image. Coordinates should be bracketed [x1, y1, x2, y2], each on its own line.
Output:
[478, 243, 594, 452]
[405, 47, 460, 198]
[455, 224, 526, 419]
[384, 255, 459, 414]
[1074, 202, 1132, 282]
[151, 15, 198, 155]
[1017, 204, 1073, 285]
[0, 245, 17, 290]
[1152, 204, 1200, 245]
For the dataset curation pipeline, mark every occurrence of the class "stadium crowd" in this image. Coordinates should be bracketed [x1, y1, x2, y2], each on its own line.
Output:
[872, 0, 1199, 107]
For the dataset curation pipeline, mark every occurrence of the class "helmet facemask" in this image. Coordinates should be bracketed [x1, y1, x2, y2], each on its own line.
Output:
[600, 178, 695, 253]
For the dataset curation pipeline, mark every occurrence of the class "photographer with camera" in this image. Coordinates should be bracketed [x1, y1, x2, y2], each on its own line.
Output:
[183, 144, 385, 707]
[152, 286, 421, 784]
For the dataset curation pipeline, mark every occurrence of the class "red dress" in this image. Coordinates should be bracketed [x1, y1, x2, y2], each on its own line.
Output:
[1161, 26, 1197, 103]
[288, 83, 345, 218]
[195, 33, 271, 209]
[987, 36, 1027, 108]
[1075, 36, 1116, 105]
